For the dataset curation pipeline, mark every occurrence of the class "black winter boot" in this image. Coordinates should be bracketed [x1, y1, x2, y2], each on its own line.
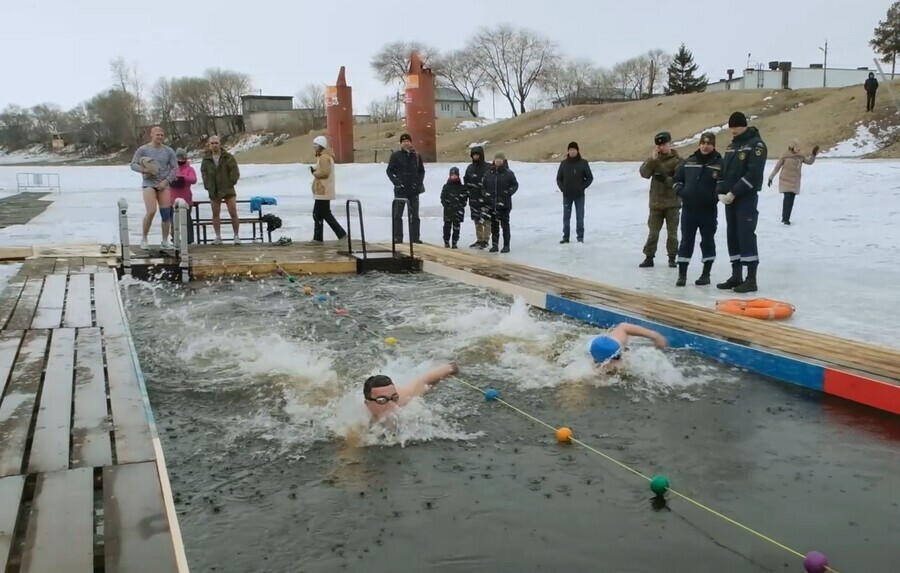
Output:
[733, 263, 758, 293]
[560, 237, 569, 244]
[668, 255, 676, 268]
[675, 263, 688, 287]
[501, 243, 510, 253]
[716, 262, 743, 290]
[695, 261, 713, 285]
[444, 241, 450, 248]
[639, 256, 654, 268]
[489, 244, 499, 252]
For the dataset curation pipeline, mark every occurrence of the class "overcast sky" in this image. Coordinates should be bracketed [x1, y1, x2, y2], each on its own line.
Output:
[0, 0, 887, 119]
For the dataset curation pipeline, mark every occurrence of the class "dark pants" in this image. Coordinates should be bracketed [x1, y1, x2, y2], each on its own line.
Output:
[312, 199, 345, 241]
[866, 92, 876, 111]
[491, 210, 510, 246]
[725, 194, 759, 265]
[392, 194, 420, 242]
[562, 194, 585, 240]
[675, 209, 716, 263]
[782, 192, 796, 223]
[643, 206, 680, 258]
[443, 221, 460, 244]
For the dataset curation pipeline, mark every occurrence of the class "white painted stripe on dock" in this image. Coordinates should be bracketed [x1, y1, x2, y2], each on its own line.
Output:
[420, 260, 547, 309]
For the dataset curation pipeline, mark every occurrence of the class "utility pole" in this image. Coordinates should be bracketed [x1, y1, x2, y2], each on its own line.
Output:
[819, 39, 828, 88]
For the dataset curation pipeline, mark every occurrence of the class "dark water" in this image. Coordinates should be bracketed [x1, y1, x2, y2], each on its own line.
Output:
[123, 273, 900, 573]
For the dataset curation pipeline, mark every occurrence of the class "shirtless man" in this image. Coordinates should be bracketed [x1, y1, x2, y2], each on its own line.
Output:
[590, 323, 668, 367]
[363, 362, 458, 421]
[130, 126, 179, 249]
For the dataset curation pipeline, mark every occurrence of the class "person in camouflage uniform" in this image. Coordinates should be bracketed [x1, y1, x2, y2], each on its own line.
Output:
[638, 131, 682, 268]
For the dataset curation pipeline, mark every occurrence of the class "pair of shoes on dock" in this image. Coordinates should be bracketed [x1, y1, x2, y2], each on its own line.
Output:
[99, 244, 118, 255]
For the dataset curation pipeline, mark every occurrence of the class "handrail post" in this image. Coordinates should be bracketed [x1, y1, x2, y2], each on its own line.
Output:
[344, 199, 367, 259]
[391, 198, 413, 259]
[117, 198, 131, 276]
[173, 198, 190, 283]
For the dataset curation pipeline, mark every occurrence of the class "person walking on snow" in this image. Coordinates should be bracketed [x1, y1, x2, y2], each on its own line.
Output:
[386, 133, 425, 244]
[441, 167, 468, 248]
[483, 152, 518, 253]
[168, 147, 197, 245]
[464, 145, 491, 249]
[130, 125, 179, 250]
[672, 132, 722, 287]
[638, 131, 682, 268]
[310, 135, 347, 241]
[864, 72, 878, 112]
[767, 140, 818, 225]
[716, 111, 767, 293]
[556, 141, 594, 243]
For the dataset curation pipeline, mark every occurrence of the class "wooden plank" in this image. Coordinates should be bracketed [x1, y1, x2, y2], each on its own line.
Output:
[80, 262, 98, 275]
[103, 335, 154, 464]
[30, 274, 67, 329]
[0, 281, 26, 330]
[103, 462, 178, 573]
[27, 329, 76, 474]
[0, 330, 50, 477]
[0, 246, 33, 261]
[0, 331, 23, 397]
[68, 258, 84, 273]
[53, 259, 69, 275]
[93, 273, 126, 339]
[63, 274, 92, 328]
[6, 277, 43, 330]
[72, 328, 112, 468]
[19, 467, 94, 573]
[0, 474, 25, 572]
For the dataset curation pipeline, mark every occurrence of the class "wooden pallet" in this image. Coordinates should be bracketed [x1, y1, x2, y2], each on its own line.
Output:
[185, 240, 364, 278]
[395, 243, 900, 385]
[0, 270, 184, 571]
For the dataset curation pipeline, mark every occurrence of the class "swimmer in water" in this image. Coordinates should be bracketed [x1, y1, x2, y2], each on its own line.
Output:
[590, 323, 667, 369]
[363, 362, 459, 422]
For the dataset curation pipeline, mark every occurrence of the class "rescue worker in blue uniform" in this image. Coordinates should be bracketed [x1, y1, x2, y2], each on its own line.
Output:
[716, 112, 767, 293]
[672, 132, 721, 287]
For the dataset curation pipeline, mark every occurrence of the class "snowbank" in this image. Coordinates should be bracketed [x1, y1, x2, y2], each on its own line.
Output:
[820, 123, 900, 158]
[456, 118, 499, 130]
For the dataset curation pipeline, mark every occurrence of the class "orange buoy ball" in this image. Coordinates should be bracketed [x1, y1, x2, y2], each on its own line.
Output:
[304, 286, 313, 295]
[556, 427, 573, 443]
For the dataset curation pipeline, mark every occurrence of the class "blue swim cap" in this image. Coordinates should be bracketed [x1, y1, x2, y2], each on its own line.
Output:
[590, 335, 622, 363]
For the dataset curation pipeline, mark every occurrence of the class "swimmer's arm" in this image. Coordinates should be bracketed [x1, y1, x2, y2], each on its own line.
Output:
[398, 363, 459, 405]
[611, 323, 668, 348]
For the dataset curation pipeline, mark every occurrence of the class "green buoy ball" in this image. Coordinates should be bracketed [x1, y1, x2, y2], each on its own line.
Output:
[650, 475, 669, 496]
[288, 276, 296, 283]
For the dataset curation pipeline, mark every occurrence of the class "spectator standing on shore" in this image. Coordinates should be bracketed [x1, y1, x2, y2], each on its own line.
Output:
[464, 145, 490, 249]
[130, 126, 179, 249]
[200, 135, 241, 245]
[556, 141, 594, 244]
[386, 133, 425, 244]
[638, 131, 682, 268]
[483, 152, 518, 253]
[168, 147, 197, 244]
[310, 135, 347, 241]
[767, 140, 819, 225]
[441, 166, 467, 248]
[865, 72, 878, 112]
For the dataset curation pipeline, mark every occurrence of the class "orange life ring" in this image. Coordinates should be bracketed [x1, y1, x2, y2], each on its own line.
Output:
[715, 298, 795, 320]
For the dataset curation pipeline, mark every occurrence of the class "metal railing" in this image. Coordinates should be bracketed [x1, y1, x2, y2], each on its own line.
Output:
[173, 198, 190, 283]
[117, 198, 131, 276]
[390, 198, 415, 260]
[344, 199, 367, 259]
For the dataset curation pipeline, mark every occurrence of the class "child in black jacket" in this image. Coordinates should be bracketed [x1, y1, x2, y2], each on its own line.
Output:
[441, 167, 468, 248]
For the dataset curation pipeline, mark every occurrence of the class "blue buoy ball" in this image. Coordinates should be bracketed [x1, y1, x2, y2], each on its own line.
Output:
[315, 294, 328, 302]
[484, 388, 500, 401]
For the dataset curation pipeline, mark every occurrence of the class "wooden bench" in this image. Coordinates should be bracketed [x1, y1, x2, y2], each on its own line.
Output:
[0, 271, 182, 572]
[191, 199, 276, 244]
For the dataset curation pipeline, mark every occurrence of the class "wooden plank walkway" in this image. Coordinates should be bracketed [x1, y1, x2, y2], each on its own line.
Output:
[185, 241, 358, 278]
[0, 262, 187, 571]
[396, 243, 900, 386]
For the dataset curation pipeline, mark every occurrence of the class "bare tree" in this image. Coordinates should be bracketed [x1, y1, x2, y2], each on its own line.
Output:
[109, 57, 146, 144]
[645, 49, 671, 97]
[628, 56, 651, 99]
[295, 83, 325, 118]
[538, 57, 597, 106]
[171, 77, 216, 136]
[151, 78, 178, 135]
[434, 49, 487, 117]
[469, 24, 558, 116]
[367, 96, 401, 123]
[370, 41, 441, 85]
[205, 68, 251, 116]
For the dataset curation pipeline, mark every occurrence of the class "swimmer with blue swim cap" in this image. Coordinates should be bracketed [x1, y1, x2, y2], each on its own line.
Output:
[591, 323, 667, 367]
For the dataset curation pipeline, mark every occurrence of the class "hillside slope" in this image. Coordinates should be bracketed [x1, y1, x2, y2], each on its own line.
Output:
[235, 82, 900, 164]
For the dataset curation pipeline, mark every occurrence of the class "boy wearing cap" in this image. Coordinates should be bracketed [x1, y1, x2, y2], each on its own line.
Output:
[716, 112, 767, 293]
[556, 141, 594, 243]
[672, 132, 722, 286]
[638, 131, 682, 268]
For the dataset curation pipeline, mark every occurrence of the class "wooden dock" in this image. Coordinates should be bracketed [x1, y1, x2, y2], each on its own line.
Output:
[0, 260, 187, 571]
[186, 241, 358, 279]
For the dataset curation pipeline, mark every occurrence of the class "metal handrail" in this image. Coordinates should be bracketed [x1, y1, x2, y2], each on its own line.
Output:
[391, 198, 415, 260]
[344, 199, 367, 259]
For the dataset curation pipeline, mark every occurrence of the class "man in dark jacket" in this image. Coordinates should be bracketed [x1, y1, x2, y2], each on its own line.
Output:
[556, 141, 594, 243]
[464, 145, 491, 249]
[638, 131, 682, 267]
[716, 112, 767, 293]
[672, 132, 722, 287]
[865, 72, 878, 112]
[385, 133, 425, 243]
[200, 135, 241, 244]
[483, 152, 518, 253]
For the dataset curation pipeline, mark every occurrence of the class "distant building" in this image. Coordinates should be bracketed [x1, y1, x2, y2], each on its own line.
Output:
[241, 94, 316, 133]
[706, 62, 874, 92]
[551, 86, 638, 108]
[435, 88, 479, 119]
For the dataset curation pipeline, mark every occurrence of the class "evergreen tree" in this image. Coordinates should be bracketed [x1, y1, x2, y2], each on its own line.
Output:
[870, 1, 900, 79]
[665, 44, 708, 95]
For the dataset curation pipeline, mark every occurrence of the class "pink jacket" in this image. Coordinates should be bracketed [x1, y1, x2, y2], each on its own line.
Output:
[170, 162, 197, 207]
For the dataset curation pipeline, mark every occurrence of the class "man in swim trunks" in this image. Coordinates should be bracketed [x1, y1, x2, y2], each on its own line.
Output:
[130, 125, 179, 250]
[363, 362, 458, 421]
[590, 323, 668, 366]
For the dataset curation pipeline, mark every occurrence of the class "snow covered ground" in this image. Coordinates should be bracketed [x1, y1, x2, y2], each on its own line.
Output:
[1, 157, 898, 349]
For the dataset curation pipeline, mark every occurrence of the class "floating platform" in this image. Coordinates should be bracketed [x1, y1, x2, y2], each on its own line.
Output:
[0, 263, 188, 571]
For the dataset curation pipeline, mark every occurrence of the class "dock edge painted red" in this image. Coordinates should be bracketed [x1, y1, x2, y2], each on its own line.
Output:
[823, 369, 900, 415]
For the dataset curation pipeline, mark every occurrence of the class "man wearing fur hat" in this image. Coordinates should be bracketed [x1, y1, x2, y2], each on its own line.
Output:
[716, 111, 767, 293]
[556, 141, 594, 243]
[638, 131, 682, 267]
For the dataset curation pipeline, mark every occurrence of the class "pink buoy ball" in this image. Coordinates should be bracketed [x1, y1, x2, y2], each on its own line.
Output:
[336, 308, 348, 315]
[803, 551, 828, 573]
